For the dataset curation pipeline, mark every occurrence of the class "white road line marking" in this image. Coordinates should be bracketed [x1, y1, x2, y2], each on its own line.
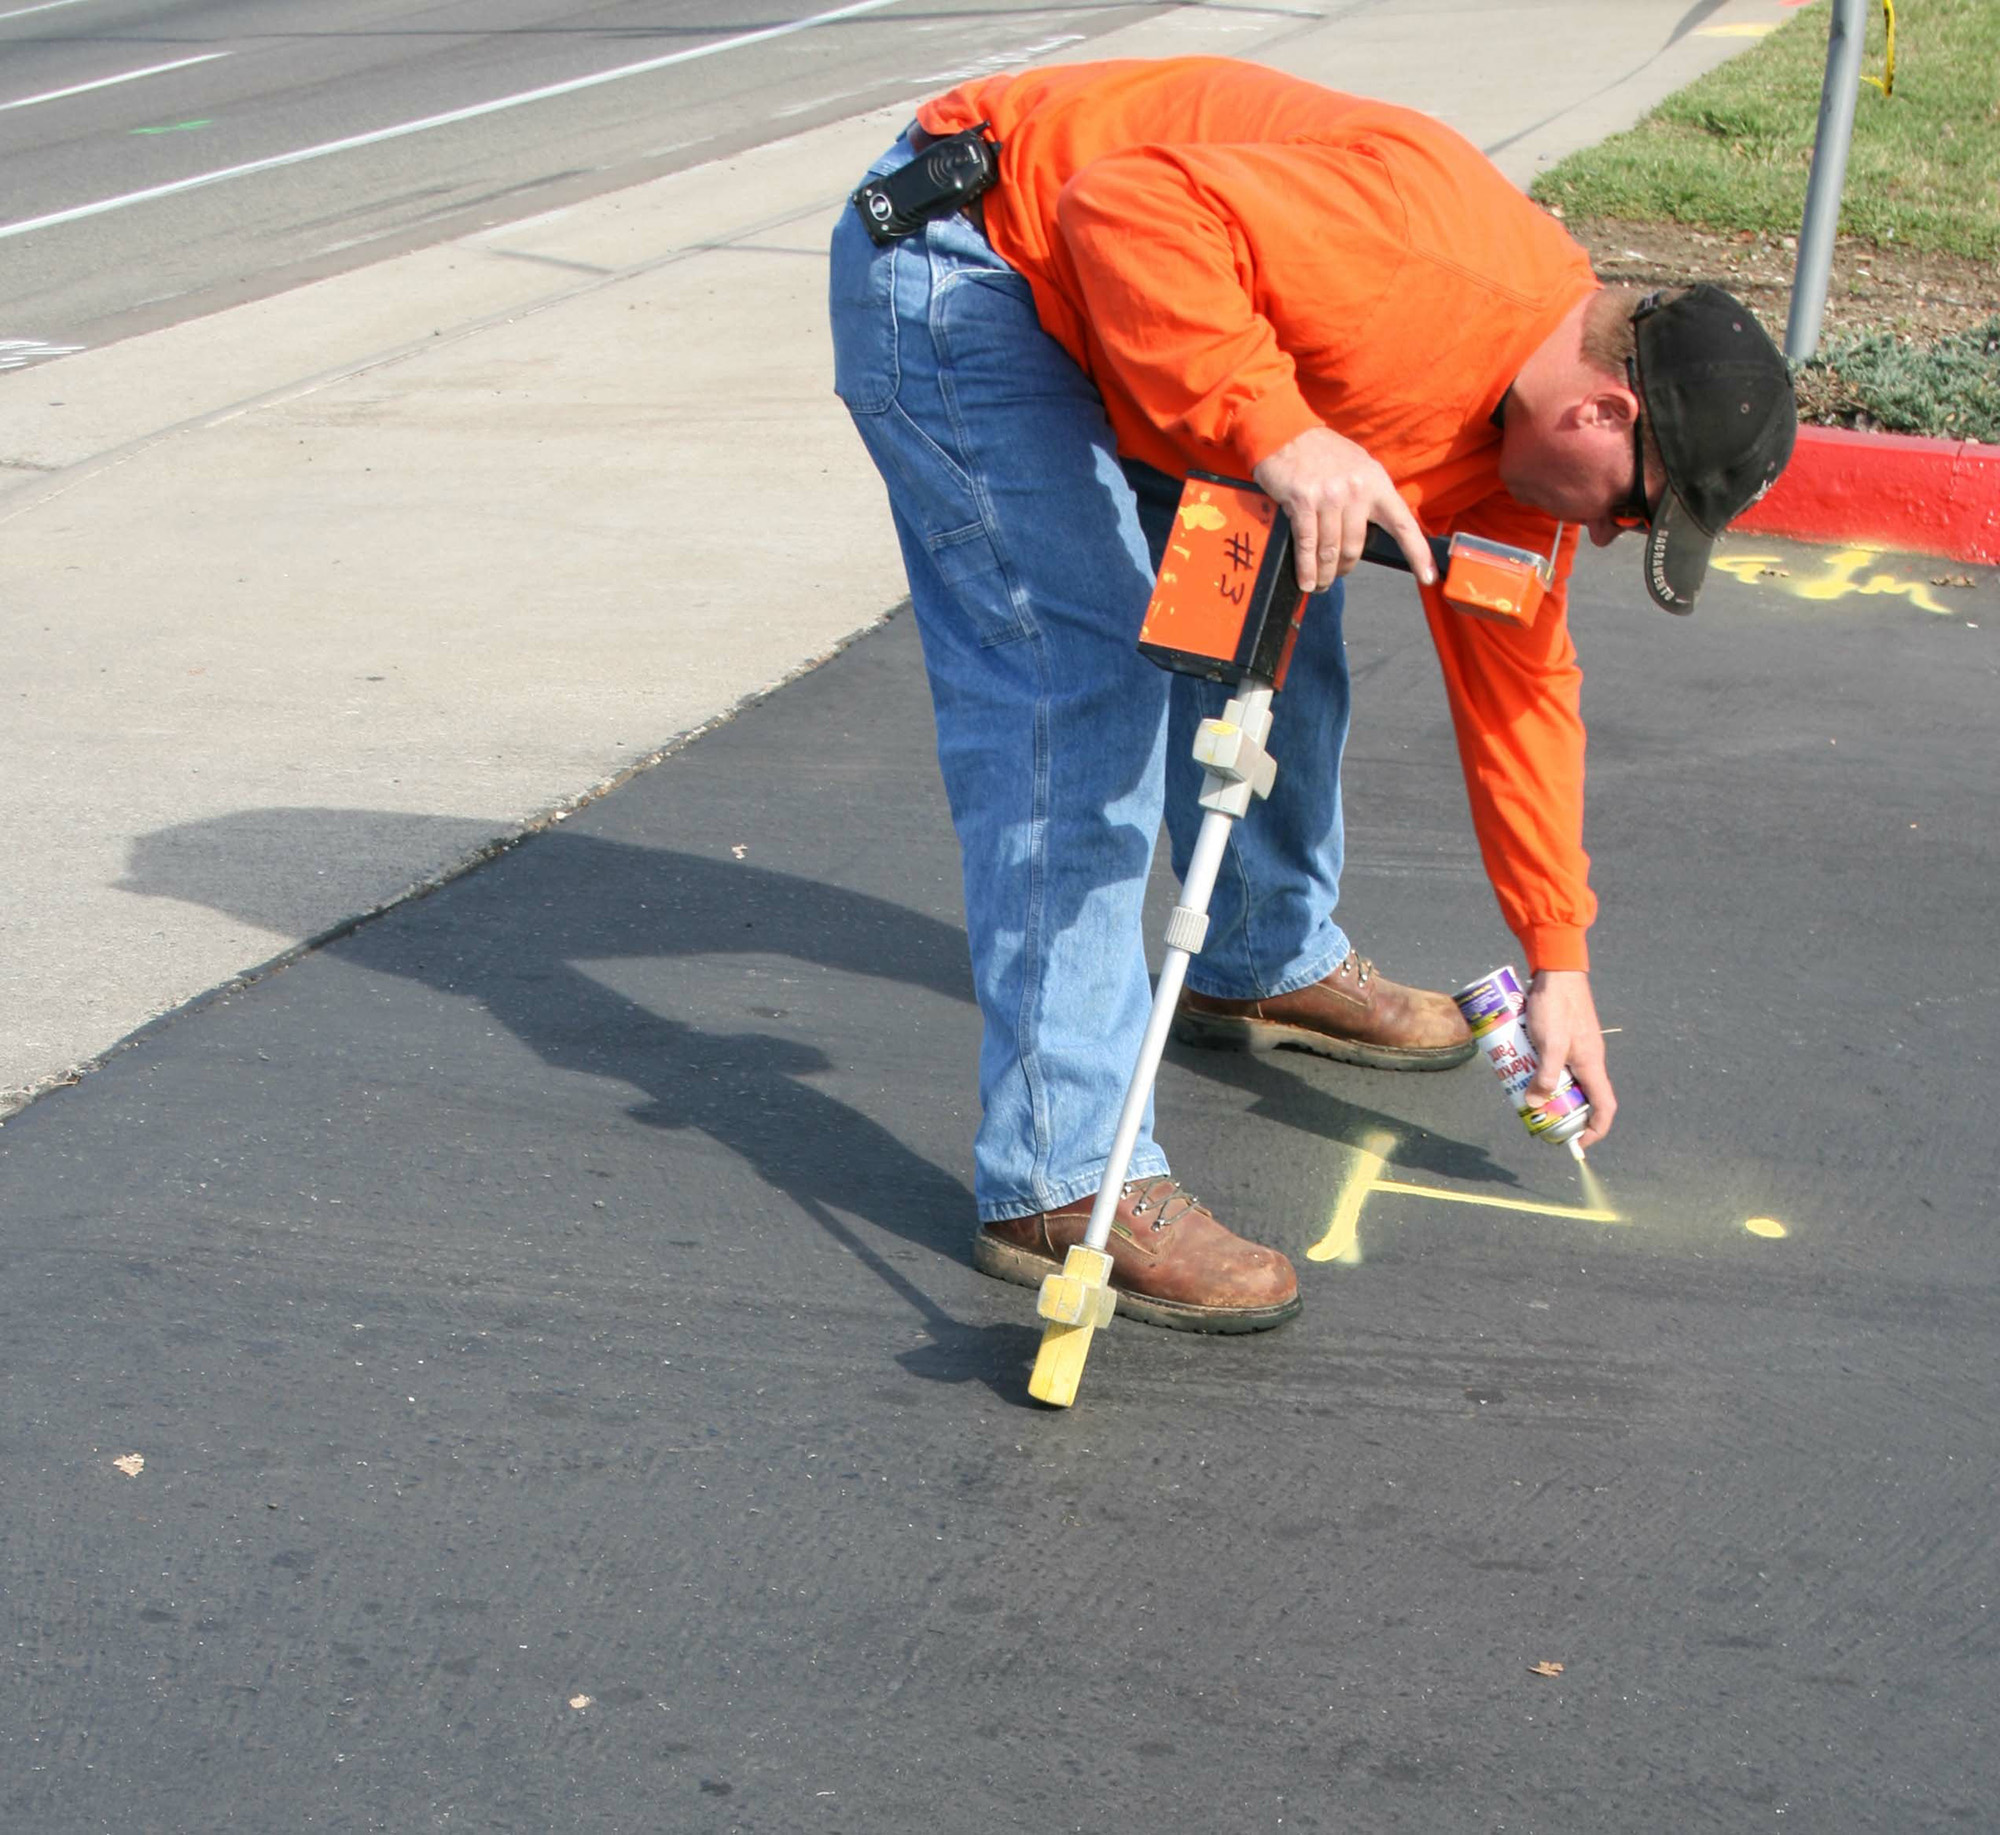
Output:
[903, 34, 1084, 85]
[0, 0, 900, 243]
[0, 337, 88, 369]
[0, 0, 92, 21]
[0, 52, 230, 114]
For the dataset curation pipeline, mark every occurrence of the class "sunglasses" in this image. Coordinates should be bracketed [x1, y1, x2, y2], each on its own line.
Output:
[1611, 355, 1653, 532]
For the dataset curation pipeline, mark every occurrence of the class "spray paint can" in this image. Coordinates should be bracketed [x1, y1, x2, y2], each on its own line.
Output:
[1452, 966, 1591, 1146]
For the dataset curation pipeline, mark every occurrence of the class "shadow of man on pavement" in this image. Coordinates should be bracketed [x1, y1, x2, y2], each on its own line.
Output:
[119, 806, 1048, 1398]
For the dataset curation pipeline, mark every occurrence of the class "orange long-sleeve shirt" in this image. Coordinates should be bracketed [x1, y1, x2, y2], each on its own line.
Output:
[918, 58, 1602, 972]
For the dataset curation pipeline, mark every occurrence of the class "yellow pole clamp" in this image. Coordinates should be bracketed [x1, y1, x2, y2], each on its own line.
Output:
[1027, 1244, 1117, 1407]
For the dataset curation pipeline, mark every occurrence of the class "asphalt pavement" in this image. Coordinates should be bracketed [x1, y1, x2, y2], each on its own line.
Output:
[2, 0, 1165, 347]
[4, 535, 1996, 1831]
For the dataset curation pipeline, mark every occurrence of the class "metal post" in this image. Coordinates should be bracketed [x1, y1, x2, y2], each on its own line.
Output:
[1786, 0, 1868, 361]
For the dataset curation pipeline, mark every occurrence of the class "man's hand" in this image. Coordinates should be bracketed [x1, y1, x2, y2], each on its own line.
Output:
[1523, 969, 1617, 1149]
[1252, 425, 1436, 593]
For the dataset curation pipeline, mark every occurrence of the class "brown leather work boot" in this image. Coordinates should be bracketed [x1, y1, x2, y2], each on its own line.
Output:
[974, 1177, 1300, 1334]
[1175, 949, 1475, 1070]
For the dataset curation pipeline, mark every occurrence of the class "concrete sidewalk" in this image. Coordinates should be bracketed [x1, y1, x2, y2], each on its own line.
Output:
[0, 0, 1794, 1111]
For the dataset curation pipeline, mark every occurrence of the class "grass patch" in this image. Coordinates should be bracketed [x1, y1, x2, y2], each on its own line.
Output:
[1530, 0, 2000, 260]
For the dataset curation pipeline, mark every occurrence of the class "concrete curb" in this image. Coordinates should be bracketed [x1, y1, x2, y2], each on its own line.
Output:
[1733, 425, 2000, 563]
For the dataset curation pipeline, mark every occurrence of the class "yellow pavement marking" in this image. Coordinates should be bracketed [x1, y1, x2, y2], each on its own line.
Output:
[1715, 548, 1954, 615]
[1744, 1216, 1790, 1238]
[1371, 1180, 1622, 1224]
[1307, 1131, 1623, 1263]
[1308, 1128, 1396, 1263]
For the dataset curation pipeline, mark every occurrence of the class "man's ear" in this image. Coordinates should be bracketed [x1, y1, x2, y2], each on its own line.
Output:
[1577, 382, 1641, 434]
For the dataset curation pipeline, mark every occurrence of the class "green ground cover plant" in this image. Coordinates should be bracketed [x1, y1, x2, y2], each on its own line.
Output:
[1798, 317, 2000, 442]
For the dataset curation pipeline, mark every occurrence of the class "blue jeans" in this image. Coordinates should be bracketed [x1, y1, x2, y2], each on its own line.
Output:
[829, 135, 1353, 1222]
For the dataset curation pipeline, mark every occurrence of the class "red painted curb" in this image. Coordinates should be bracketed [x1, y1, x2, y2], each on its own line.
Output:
[1732, 425, 2000, 564]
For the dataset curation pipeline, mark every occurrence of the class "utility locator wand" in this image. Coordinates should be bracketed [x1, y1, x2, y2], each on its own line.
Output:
[1025, 475, 1561, 1406]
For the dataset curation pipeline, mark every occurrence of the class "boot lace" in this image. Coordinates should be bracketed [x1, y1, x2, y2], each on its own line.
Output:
[1123, 1176, 1203, 1233]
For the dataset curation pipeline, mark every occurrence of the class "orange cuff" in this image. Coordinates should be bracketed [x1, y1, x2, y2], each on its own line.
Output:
[1519, 924, 1589, 977]
[1232, 388, 1323, 480]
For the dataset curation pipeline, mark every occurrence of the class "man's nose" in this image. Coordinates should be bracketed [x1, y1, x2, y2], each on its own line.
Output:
[1585, 519, 1624, 548]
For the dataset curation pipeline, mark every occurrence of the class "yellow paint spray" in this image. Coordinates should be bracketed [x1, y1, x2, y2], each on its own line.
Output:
[1713, 548, 1953, 615]
[1568, 1138, 1615, 1217]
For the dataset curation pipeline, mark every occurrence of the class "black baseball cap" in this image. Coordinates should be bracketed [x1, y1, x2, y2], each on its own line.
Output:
[1632, 285, 1797, 612]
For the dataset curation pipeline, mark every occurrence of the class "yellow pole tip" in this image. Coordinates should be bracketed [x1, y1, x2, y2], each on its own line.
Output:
[1028, 1319, 1096, 1407]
